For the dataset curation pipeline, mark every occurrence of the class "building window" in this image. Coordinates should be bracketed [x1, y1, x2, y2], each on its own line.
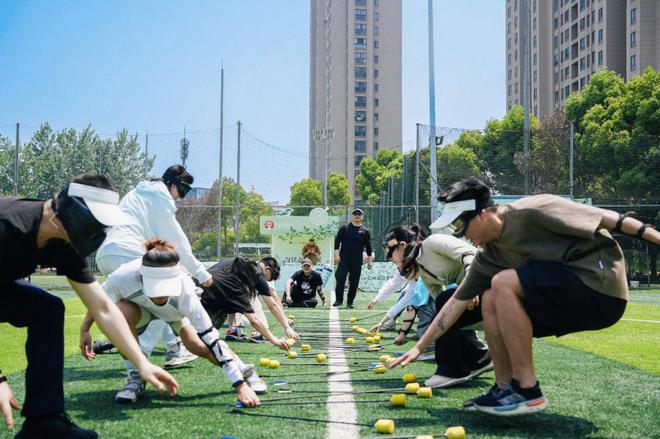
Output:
[354, 67, 367, 79]
[598, 29, 603, 43]
[355, 81, 367, 93]
[580, 57, 585, 71]
[598, 8, 603, 23]
[355, 8, 367, 21]
[355, 96, 367, 107]
[598, 50, 603, 65]
[354, 155, 365, 167]
[374, 98, 379, 107]
[630, 54, 637, 70]
[508, 85, 512, 95]
[374, 127, 379, 136]
[355, 0, 367, 5]
[354, 38, 367, 49]
[374, 0, 379, 5]
[355, 23, 367, 36]
[374, 142, 379, 151]
[374, 69, 379, 78]
[580, 0, 585, 11]
[374, 40, 379, 49]
[374, 83, 379, 92]
[374, 55, 379, 64]
[580, 37, 586, 50]
[355, 51, 367, 64]
[533, 53, 537, 65]
[630, 31, 636, 48]
[374, 12, 379, 21]
[374, 112, 379, 121]
[630, 8, 637, 24]
[354, 141, 366, 153]
[355, 125, 367, 137]
[580, 17, 585, 31]
[508, 68, 512, 79]
[374, 26, 379, 35]
[354, 111, 367, 122]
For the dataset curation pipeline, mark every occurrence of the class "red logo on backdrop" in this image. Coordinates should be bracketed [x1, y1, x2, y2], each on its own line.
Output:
[264, 220, 275, 229]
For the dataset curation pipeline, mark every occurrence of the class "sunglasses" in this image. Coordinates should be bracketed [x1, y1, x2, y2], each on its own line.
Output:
[382, 240, 399, 260]
[450, 215, 469, 238]
[266, 265, 281, 281]
[176, 181, 192, 199]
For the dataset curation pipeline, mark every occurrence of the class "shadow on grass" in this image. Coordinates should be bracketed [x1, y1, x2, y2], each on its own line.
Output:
[420, 408, 598, 438]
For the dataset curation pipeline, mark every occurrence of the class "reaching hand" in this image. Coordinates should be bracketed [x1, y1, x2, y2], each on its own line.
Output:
[367, 260, 373, 270]
[286, 327, 300, 340]
[0, 381, 21, 430]
[369, 323, 383, 333]
[274, 338, 290, 351]
[394, 332, 407, 346]
[367, 300, 378, 310]
[201, 278, 214, 288]
[79, 331, 95, 361]
[236, 382, 260, 407]
[466, 296, 480, 311]
[138, 363, 179, 397]
[387, 346, 421, 369]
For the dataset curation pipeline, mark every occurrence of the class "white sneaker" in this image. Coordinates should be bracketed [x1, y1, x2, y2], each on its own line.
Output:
[164, 344, 198, 369]
[418, 351, 435, 361]
[381, 319, 397, 331]
[242, 364, 268, 394]
[115, 372, 146, 404]
[424, 373, 471, 389]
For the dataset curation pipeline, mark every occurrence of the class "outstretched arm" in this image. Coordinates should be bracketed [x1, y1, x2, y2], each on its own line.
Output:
[600, 210, 660, 245]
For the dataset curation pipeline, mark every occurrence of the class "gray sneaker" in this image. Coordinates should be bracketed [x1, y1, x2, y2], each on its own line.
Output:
[242, 364, 268, 394]
[164, 343, 198, 369]
[381, 319, 397, 331]
[115, 372, 146, 404]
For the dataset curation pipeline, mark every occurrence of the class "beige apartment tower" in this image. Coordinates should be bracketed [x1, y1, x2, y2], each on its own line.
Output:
[507, 0, 658, 119]
[309, 0, 402, 200]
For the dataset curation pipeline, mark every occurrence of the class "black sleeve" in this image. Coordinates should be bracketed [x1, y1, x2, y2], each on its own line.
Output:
[290, 270, 302, 283]
[59, 248, 95, 284]
[313, 272, 324, 290]
[363, 227, 373, 256]
[255, 274, 271, 296]
[334, 225, 346, 250]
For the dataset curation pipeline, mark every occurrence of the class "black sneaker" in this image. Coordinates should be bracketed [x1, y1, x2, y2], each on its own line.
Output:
[225, 327, 246, 342]
[332, 301, 342, 307]
[463, 383, 510, 412]
[347, 303, 354, 309]
[92, 340, 115, 354]
[473, 379, 548, 416]
[15, 412, 97, 439]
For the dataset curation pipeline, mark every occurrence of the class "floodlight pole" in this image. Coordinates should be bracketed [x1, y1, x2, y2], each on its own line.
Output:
[235, 121, 241, 255]
[14, 123, 19, 196]
[217, 66, 225, 258]
[522, 0, 531, 194]
[428, 0, 438, 222]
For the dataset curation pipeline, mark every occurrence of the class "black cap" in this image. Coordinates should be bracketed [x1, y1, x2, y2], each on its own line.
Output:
[352, 208, 364, 216]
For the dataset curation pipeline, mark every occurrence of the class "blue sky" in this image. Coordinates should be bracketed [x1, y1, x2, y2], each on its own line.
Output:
[0, 1, 504, 203]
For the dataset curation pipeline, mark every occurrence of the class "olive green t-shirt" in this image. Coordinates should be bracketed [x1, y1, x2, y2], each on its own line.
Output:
[454, 194, 628, 301]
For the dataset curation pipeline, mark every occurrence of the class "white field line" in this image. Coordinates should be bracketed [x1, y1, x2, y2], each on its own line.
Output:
[326, 303, 359, 439]
[619, 318, 660, 324]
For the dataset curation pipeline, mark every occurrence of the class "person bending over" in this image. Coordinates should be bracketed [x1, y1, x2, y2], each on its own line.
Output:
[80, 239, 263, 406]
[284, 258, 325, 308]
[390, 177, 659, 416]
[0, 176, 178, 439]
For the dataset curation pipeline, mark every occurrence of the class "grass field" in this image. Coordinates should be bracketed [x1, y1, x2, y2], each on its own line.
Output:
[1, 275, 659, 438]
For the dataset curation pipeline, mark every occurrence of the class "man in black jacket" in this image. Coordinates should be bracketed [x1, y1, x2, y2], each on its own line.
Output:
[333, 208, 372, 308]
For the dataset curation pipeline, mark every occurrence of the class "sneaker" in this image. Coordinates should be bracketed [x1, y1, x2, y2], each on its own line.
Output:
[242, 364, 268, 394]
[347, 303, 354, 309]
[247, 334, 266, 343]
[469, 351, 494, 379]
[92, 340, 115, 354]
[15, 412, 97, 439]
[463, 383, 509, 412]
[417, 351, 435, 361]
[164, 344, 198, 369]
[115, 372, 146, 404]
[424, 373, 471, 389]
[332, 301, 343, 307]
[381, 319, 397, 331]
[225, 327, 247, 342]
[473, 379, 548, 416]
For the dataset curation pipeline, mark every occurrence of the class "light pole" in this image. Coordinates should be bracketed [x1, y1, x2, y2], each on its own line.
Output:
[312, 127, 334, 207]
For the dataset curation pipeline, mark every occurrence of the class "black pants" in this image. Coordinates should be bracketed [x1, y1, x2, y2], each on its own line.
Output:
[334, 259, 362, 305]
[0, 280, 65, 417]
[433, 287, 488, 377]
[289, 298, 319, 308]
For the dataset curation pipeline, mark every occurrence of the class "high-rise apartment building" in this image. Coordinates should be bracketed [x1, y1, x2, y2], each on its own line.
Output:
[507, 0, 657, 119]
[309, 0, 402, 200]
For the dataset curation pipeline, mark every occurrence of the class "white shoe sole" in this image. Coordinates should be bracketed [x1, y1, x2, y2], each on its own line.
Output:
[474, 397, 548, 416]
[164, 354, 198, 369]
[469, 361, 494, 379]
[424, 374, 471, 389]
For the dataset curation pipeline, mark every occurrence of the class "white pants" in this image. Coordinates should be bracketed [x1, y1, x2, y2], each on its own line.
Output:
[97, 254, 179, 357]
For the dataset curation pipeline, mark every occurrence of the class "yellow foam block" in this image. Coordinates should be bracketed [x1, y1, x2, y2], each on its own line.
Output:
[374, 419, 395, 434]
[349, 316, 357, 323]
[301, 344, 311, 352]
[345, 338, 356, 344]
[445, 426, 466, 439]
[372, 335, 381, 343]
[402, 373, 417, 384]
[405, 383, 420, 394]
[379, 354, 392, 362]
[268, 360, 280, 369]
[374, 366, 387, 374]
[315, 353, 327, 363]
[258, 358, 271, 366]
[286, 338, 296, 346]
[287, 314, 295, 320]
[365, 336, 375, 343]
[416, 387, 432, 398]
[390, 394, 406, 407]
[287, 351, 298, 359]
[351, 325, 359, 331]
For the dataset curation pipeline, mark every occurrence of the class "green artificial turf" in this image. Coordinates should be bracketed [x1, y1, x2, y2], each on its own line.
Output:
[1, 276, 659, 438]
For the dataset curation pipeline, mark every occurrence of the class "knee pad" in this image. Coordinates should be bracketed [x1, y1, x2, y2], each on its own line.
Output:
[198, 327, 244, 386]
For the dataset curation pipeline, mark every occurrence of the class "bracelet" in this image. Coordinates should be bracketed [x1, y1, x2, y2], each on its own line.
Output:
[0, 375, 6, 384]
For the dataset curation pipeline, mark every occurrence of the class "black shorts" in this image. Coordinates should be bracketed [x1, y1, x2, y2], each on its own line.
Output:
[516, 261, 627, 337]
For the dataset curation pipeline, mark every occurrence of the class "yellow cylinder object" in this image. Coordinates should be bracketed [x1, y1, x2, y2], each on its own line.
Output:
[301, 344, 311, 352]
[374, 419, 395, 434]
[286, 338, 296, 346]
[405, 383, 420, 394]
[268, 360, 280, 369]
[351, 325, 359, 331]
[373, 335, 381, 343]
[365, 336, 375, 344]
[416, 387, 432, 398]
[287, 351, 298, 359]
[368, 344, 380, 351]
[258, 358, 271, 366]
[385, 357, 395, 365]
[287, 314, 295, 320]
[374, 365, 387, 374]
[349, 316, 357, 323]
[390, 393, 406, 407]
[315, 353, 327, 363]
[444, 426, 466, 439]
[415, 436, 434, 439]
[358, 328, 368, 335]
[402, 373, 417, 384]
[345, 337, 356, 344]
[379, 354, 391, 362]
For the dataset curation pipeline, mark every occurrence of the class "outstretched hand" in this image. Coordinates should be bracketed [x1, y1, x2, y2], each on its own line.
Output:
[0, 381, 21, 430]
[387, 346, 421, 369]
[139, 363, 179, 397]
[79, 331, 95, 361]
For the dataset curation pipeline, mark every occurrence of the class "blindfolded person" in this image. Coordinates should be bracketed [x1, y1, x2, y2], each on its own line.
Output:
[0, 175, 178, 439]
[333, 208, 373, 308]
[390, 177, 659, 416]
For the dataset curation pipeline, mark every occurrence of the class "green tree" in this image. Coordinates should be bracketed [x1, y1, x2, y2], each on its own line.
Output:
[327, 172, 351, 214]
[355, 149, 403, 204]
[0, 135, 16, 195]
[289, 178, 322, 215]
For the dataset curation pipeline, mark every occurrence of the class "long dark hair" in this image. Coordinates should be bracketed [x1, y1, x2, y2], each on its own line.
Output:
[385, 225, 426, 278]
